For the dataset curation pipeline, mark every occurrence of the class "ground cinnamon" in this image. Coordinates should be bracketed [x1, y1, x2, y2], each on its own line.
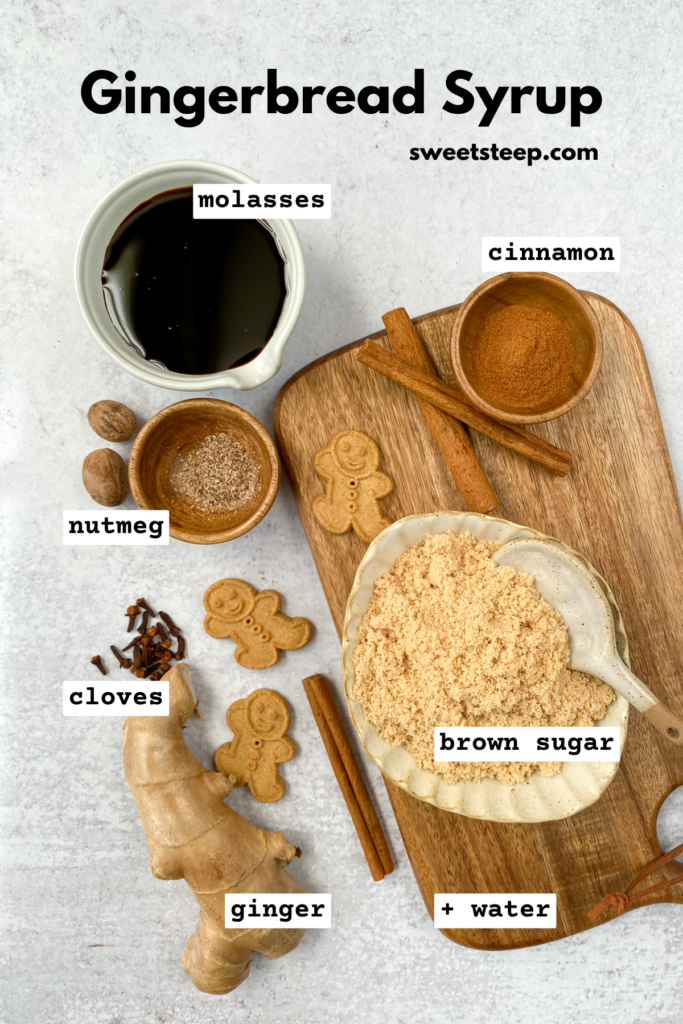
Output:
[471, 305, 574, 408]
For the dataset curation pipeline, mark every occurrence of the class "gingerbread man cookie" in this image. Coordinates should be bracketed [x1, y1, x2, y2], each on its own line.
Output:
[313, 429, 393, 543]
[215, 689, 295, 803]
[204, 579, 311, 669]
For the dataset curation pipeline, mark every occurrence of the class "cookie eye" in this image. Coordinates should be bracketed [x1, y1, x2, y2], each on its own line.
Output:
[341, 442, 350, 452]
[357, 447, 366, 457]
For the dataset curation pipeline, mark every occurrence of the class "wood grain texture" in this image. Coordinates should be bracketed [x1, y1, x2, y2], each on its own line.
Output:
[273, 294, 683, 949]
[358, 340, 572, 475]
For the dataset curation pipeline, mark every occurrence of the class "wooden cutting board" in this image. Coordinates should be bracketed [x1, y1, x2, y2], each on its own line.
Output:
[273, 293, 683, 948]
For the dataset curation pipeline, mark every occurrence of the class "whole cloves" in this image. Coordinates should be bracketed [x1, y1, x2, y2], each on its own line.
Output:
[91, 655, 107, 676]
[110, 645, 132, 670]
[114, 604, 182, 685]
[159, 611, 181, 637]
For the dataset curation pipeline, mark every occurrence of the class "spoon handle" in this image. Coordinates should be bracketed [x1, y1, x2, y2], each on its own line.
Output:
[593, 655, 683, 747]
[642, 703, 683, 747]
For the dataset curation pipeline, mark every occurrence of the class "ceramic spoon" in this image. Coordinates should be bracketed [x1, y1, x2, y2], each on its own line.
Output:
[493, 538, 683, 747]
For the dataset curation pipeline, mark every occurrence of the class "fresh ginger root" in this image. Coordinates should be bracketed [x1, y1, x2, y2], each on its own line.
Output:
[123, 663, 306, 995]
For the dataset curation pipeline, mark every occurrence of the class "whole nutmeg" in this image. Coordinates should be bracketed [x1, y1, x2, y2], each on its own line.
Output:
[87, 400, 138, 442]
[82, 449, 128, 507]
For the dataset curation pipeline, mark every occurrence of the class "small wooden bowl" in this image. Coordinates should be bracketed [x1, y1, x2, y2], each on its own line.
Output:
[450, 272, 603, 424]
[129, 398, 280, 544]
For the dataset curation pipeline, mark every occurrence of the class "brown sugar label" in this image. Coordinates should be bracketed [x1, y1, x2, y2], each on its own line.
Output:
[215, 689, 295, 802]
[313, 430, 393, 543]
[436, 727, 620, 761]
[204, 578, 311, 669]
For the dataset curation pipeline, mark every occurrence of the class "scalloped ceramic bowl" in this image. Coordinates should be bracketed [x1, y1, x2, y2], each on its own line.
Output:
[342, 511, 629, 823]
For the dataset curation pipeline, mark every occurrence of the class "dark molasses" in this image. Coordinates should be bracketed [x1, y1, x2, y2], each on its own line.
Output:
[102, 188, 287, 375]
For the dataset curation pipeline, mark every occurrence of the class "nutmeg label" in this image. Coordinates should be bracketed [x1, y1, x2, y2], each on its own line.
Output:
[63, 510, 169, 545]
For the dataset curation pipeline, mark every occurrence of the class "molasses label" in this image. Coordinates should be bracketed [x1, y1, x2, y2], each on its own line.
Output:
[193, 183, 331, 219]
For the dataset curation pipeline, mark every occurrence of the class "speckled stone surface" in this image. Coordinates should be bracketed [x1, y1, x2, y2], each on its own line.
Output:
[2, 2, 683, 1021]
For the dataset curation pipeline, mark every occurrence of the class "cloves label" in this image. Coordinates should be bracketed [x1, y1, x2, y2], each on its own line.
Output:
[63, 681, 169, 716]
[63, 511, 169, 545]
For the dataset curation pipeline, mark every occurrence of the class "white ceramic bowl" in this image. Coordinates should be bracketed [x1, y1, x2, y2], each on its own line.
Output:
[74, 160, 306, 391]
[342, 511, 629, 823]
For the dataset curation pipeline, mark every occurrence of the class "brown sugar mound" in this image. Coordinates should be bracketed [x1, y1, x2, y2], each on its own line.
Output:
[352, 531, 614, 785]
[471, 304, 574, 408]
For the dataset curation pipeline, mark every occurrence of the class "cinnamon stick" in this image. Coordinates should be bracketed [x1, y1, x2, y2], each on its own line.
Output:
[382, 308, 498, 513]
[303, 674, 393, 880]
[357, 339, 572, 476]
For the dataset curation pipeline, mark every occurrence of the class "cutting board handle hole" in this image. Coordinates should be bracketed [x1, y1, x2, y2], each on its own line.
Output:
[656, 784, 683, 861]
[668, 728, 680, 739]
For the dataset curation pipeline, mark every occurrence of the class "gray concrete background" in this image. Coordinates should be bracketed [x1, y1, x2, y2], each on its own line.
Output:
[2, 1, 682, 1021]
